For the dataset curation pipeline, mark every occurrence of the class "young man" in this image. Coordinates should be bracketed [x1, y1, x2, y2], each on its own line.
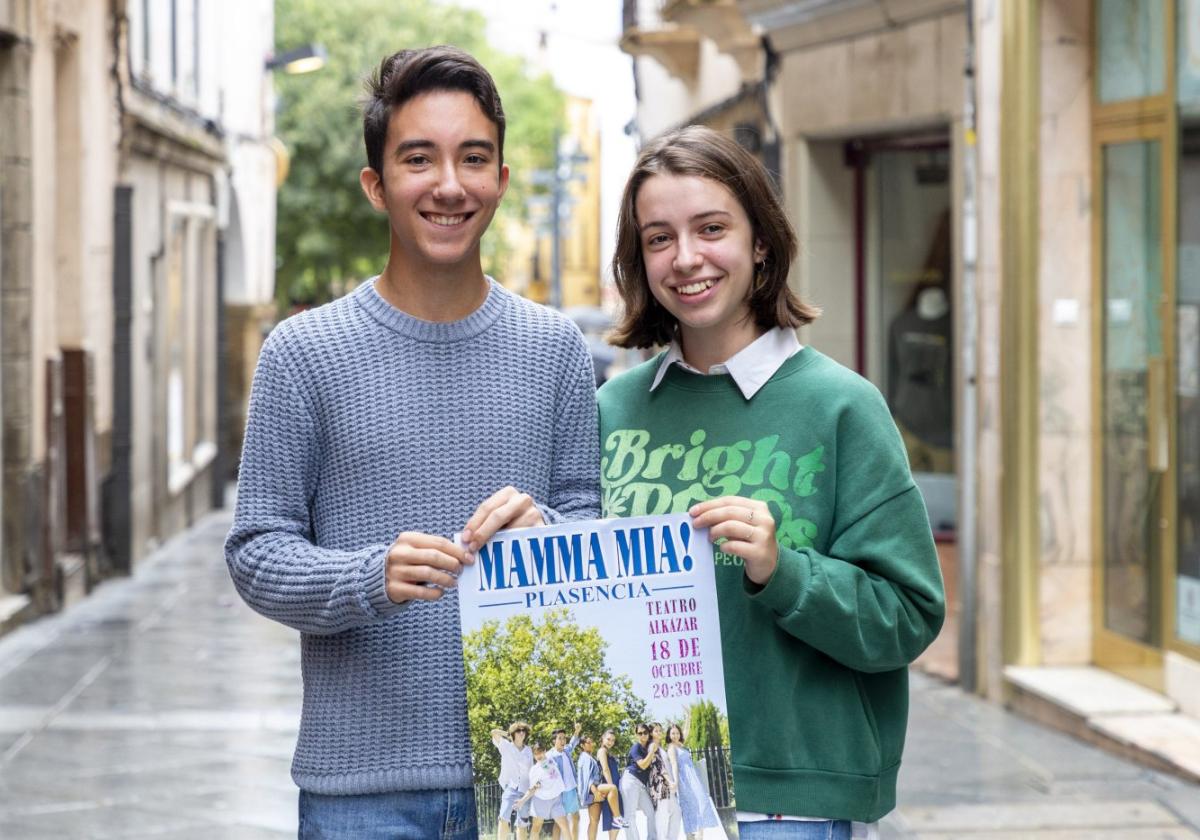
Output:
[545, 723, 582, 839]
[225, 46, 599, 838]
[618, 724, 659, 840]
[491, 722, 534, 840]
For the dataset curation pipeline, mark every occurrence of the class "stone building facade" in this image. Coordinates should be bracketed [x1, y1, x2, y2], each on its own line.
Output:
[0, 0, 278, 629]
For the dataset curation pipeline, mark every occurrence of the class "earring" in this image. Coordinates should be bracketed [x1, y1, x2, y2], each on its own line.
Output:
[753, 260, 767, 292]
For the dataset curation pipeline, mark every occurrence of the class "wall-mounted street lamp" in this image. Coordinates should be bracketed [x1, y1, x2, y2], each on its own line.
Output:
[265, 43, 327, 75]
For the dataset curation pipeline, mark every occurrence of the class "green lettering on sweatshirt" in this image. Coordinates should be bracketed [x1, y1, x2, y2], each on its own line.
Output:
[601, 430, 823, 551]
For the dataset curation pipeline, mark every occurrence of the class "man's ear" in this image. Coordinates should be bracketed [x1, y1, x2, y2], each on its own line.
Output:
[360, 166, 386, 211]
[497, 163, 510, 202]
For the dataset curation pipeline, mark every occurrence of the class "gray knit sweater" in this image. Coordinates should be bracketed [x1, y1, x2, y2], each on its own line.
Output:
[225, 277, 600, 795]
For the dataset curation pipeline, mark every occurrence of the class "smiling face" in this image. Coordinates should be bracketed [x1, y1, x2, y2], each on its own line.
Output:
[635, 173, 766, 364]
[360, 90, 509, 283]
[601, 731, 615, 750]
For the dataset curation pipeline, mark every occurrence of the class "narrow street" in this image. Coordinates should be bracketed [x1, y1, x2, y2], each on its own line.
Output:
[0, 505, 1197, 839]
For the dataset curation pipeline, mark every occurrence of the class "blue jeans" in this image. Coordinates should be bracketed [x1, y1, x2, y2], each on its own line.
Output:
[298, 788, 477, 839]
[737, 820, 853, 840]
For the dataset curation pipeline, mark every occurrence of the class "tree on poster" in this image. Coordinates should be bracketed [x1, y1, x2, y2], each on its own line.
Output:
[463, 609, 646, 781]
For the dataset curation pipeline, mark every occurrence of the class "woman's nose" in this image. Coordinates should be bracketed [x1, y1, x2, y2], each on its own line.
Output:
[672, 239, 702, 272]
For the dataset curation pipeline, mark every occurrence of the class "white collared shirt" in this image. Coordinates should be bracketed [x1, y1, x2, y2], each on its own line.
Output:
[650, 326, 878, 839]
[650, 326, 803, 399]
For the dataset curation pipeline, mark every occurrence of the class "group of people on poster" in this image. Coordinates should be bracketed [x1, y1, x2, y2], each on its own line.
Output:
[491, 720, 721, 840]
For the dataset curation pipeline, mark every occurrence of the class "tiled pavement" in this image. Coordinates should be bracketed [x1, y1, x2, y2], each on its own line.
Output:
[0, 505, 1197, 839]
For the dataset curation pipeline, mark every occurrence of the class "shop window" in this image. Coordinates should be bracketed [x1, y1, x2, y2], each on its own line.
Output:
[165, 206, 218, 494]
[1096, 0, 1165, 103]
[873, 147, 955, 533]
[1177, 1, 1200, 646]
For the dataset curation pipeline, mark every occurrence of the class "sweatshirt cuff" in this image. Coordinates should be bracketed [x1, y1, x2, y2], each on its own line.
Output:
[744, 546, 812, 616]
[363, 546, 408, 618]
[536, 501, 561, 526]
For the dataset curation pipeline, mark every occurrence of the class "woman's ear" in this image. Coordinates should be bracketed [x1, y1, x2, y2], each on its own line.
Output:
[753, 238, 768, 264]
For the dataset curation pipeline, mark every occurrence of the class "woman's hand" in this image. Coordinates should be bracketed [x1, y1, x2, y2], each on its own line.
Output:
[689, 496, 778, 585]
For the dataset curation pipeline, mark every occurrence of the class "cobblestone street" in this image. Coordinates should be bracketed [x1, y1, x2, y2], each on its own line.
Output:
[0, 505, 1197, 839]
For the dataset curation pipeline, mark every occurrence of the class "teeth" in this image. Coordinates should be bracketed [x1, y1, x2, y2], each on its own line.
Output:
[427, 214, 466, 226]
[677, 279, 715, 295]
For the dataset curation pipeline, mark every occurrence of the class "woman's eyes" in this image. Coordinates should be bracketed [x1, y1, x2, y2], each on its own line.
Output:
[644, 224, 724, 247]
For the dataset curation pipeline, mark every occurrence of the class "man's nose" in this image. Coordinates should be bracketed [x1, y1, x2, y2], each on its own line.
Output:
[433, 163, 466, 201]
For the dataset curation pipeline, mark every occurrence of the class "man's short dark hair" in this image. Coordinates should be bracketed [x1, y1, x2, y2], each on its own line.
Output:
[362, 45, 506, 178]
[551, 728, 567, 739]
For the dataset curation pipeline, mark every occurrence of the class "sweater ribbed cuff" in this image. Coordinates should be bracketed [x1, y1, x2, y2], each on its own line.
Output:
[363, 547, 408, 618]
[745, 546, 812, 616]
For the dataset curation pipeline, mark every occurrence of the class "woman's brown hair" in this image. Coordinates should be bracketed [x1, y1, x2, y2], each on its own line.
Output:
[609, 125, 819, 349]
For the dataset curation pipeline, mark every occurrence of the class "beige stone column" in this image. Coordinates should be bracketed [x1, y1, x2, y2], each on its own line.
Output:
[1036, 0, 1093, 665]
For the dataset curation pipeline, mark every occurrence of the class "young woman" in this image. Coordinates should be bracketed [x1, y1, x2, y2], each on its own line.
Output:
[598, 125, 945, 839]
[646, 724, 681, 839]
[665, 723, 720, 840]
[515, 741, 571, 839]
[590, 729, 628, 840]
[577, 733, 621, 840]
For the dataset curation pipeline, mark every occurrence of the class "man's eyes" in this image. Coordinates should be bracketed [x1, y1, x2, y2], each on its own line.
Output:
[404, 154, 490, 166]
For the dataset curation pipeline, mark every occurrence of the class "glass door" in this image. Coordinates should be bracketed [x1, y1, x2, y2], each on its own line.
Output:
[1094, 123, 1172, 689]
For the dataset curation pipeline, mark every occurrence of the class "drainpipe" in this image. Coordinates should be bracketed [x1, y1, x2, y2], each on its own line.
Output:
[958, 0, 980, 693]
[110, 186, 133, 573]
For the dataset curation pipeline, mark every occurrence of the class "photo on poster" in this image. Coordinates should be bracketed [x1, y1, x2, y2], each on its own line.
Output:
[458, 513, 737, 838]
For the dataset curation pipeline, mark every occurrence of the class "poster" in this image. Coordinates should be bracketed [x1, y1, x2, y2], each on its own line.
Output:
[458, 513, 735, 838]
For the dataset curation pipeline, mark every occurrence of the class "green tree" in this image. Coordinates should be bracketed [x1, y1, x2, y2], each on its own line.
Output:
[684, 699, 726, 751]
[274, 0, 564, 310]
[464, 609, 647, 782]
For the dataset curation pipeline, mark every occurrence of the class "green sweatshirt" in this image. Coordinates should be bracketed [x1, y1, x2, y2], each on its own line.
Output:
[597, 347, 945, 822]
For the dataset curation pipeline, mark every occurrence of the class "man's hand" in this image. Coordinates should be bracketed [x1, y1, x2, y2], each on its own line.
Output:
[462, 486, 545, 552]
[385, 532, 470, 604]
[573, 722, 583, 736]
